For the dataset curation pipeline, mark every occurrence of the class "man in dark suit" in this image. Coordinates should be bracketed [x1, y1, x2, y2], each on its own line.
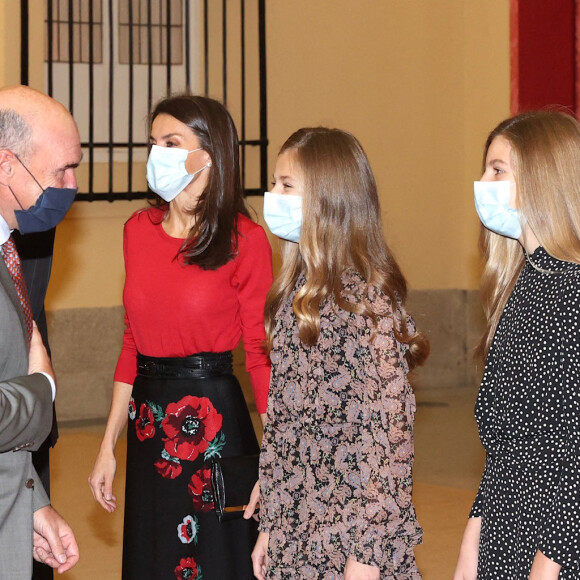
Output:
[14, 227, 59, 580]
[0, 85, 80, 578]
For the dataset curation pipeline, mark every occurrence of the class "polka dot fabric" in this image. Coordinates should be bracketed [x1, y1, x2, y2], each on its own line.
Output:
[470, 247, 580, 579]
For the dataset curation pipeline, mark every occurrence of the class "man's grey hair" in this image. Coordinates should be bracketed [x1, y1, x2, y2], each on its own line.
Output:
[0, 108, 33, 161]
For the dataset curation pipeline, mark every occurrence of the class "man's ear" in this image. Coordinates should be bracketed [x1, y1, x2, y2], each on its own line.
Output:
[0, 149, 17, 186]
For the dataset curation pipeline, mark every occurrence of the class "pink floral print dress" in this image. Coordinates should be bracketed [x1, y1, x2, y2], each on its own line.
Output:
[259, 271, 423, 579]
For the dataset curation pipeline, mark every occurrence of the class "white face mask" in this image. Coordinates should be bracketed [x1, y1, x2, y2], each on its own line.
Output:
[474, 180, 521, 240]
[263, 191, 302, 243]
[146, 145, 211, 202]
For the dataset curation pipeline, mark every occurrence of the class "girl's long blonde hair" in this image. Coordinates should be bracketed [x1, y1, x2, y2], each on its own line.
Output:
[264, 127, 429, 370]
[476, 110, 580, 363]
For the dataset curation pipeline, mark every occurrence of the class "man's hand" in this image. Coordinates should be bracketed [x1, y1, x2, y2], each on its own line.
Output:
[28, 323, 54, 380]
[32, 505, 79, 573]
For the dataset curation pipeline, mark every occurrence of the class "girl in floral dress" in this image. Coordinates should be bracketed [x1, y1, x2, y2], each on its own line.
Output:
[89, 95, 272, 579]
[252, 128, 429, 579]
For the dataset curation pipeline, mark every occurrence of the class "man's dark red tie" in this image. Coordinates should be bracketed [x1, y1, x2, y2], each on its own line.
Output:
[2, 236, 33, 342]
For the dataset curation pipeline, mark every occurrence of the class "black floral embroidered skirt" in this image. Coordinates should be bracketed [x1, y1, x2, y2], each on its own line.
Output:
[122, 353, 259, 579]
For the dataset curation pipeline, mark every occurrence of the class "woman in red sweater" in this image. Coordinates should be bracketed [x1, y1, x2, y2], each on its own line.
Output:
[88, 95, 272, 579]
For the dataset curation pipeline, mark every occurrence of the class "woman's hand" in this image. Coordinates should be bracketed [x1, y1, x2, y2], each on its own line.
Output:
[251, 531, 269, 580]
[528, 550, 561, 580]
[453, 517, 481, 580]
[344, 557, 380, 580]
[243, 480, 260, 520]
[88, 448, 118, 512]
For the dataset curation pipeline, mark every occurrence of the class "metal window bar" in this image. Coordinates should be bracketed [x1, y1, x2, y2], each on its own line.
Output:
[67, 0, 74, 114]
[107, 0, 114, 200]
[21, 0, 267, 201]
[88, 0, 95, 195]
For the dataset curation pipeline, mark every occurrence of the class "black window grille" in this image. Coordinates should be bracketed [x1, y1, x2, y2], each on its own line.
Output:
[21, 0, 268, 201]
[45, 0, 103, 64]
[119, 0, 183, 65]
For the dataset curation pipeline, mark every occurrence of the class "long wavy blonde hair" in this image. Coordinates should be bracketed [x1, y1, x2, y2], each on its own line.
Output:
[264, 127, 429, 370]
[476, 110, 580, 363]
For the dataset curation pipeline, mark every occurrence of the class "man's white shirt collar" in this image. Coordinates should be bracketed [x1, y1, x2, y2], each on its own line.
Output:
[0, 215, 12, 245]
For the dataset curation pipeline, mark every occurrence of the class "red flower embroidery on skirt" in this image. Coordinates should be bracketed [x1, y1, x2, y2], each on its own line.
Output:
[154, 457, 182, 479]
[162, 396, 223, 461]
[174, 556, 199, 579]
[128, 397, 136, 420]
[188, 467, 215, 511]
[136, 403, 156, 441]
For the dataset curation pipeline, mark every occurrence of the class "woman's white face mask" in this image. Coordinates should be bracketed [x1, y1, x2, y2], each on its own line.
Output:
[474, 180, 521, 239]
[263, 191, 303, 243]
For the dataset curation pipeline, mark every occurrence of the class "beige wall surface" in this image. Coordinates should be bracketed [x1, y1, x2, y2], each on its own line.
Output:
[0, 0, 21, 87]
[2, 0, 510, 311]
[266, 0, 510, 291]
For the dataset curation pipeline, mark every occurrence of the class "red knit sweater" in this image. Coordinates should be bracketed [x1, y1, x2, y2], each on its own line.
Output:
[114, 207, 272, 413]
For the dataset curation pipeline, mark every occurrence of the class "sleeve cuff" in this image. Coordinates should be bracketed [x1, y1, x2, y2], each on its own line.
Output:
[114, 353, 137, 385]
[38, 372, 56, 401]
[249, 365, 271, 414]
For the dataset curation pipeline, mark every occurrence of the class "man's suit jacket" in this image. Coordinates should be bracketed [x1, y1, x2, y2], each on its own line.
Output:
[14, 229, 58, 447]
[13, 229, 58, 580]
[0, 254, 53, 579]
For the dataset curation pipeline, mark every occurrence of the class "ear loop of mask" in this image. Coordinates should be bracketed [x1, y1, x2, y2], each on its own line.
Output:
[8, 154, 44, 209]
[188, 148, 212, 174]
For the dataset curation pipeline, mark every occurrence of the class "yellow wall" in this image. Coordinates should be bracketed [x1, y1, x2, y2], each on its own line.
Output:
[266, 1, 510, 290]
[1, 0, 511, 309]
[0, 0, 21, 86]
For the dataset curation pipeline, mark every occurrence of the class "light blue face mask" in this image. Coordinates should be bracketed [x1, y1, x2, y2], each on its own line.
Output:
[474, 180, 521, 239]
[146, 145, 211, 202]
[263, 191, 302, 243]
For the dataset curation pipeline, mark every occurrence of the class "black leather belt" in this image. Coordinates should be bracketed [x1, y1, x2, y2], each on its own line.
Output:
[136, 351, 233, 379]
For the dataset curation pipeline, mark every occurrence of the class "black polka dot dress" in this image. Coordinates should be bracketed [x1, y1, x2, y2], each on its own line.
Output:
[470, 247, 580, 579]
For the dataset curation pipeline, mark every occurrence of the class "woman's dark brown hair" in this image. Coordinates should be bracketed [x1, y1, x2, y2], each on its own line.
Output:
[150, 94, 249, 269]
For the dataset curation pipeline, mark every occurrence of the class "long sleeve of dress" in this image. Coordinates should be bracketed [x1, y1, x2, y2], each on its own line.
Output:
[537, 291, 580, 568]
[349, 296, 422, 568]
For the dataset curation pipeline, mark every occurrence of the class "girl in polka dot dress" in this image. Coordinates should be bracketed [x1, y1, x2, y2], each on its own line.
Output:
[454, 111, 580, 579]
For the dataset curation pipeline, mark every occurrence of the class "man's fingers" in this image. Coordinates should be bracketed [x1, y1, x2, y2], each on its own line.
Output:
[36, 516, 67, 564]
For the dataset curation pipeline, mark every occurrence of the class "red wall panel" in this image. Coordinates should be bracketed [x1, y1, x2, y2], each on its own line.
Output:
[512, 0, 576, 114]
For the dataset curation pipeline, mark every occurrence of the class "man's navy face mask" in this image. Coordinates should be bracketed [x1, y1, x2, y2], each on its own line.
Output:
[10, 156, 77, 234]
